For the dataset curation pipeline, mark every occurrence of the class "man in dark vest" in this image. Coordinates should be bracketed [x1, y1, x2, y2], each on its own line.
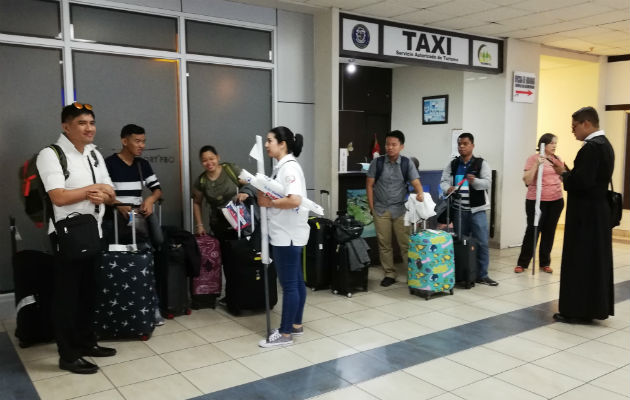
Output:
[440, 132, 498, 286]
[552, 106, 615, 323]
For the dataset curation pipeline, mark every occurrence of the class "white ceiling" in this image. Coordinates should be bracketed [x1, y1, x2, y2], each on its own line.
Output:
[243, 0, 630, 56]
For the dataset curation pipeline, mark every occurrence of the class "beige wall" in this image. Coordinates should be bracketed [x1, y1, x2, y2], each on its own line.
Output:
[537, 58, 601, 171]
[538, 56, 628, 228]
[538, 57, 600, 225]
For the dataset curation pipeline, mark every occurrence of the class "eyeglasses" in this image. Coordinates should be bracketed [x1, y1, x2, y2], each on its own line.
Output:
[72, 102, 93, 110]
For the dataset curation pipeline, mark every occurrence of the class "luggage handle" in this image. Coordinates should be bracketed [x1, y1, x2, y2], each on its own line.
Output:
[112, 203, 139, 250]
[308, 189, 331, 219]
[9, 216, 18, 256]
[320, 190, 331, 219]
[411, 206, 427, 234]
[157, 198, 163, 226]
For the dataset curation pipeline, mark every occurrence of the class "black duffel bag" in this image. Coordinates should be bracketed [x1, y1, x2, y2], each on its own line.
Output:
[333, 212, 364, 243]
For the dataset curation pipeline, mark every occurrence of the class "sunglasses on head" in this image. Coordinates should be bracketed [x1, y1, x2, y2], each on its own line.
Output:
[72, 101, 93, 110]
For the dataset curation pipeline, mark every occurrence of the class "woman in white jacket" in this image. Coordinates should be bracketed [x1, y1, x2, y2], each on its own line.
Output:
[256, 126, 310, 347]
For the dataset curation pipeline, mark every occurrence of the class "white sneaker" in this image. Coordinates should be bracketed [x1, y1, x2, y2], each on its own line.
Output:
[258, 330, 293, 348]
[154, 307, 165, 326]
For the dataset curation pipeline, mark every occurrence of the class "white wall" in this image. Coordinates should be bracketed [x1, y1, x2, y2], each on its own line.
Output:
[495, 39, 542, 248]
[603, 59, 629, 203]
[488, 39, 540, 248]
[276, 10, 315, 188]
[605, 60, 630, 105]
[462, 70, 509, 248]
[392, 66, 464, 170]
[313, 8, 339, 210]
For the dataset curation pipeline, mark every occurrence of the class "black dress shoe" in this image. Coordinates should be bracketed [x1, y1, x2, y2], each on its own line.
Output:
[59, 357, 98, 374]
[380, 277, 396, 287]
[83, 345, 117, 357]
[553, 313, 592, 325]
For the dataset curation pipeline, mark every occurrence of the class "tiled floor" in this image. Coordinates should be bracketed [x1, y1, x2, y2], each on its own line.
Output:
[2, 236, 629, 400]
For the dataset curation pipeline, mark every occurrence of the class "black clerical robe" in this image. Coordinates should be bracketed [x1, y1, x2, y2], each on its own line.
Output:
[559, 134, 615, 320]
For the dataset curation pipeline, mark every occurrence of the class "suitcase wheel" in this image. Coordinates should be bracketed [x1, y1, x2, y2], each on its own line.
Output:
[346, 293, 352, 298]
[165, 313, 175, 319]
[311, 287, 316, 291]
[332, 289, 338, 295]
[140, 334, 150, 341]
[185, 309, 192, 315]
[449, 289, 454, 295]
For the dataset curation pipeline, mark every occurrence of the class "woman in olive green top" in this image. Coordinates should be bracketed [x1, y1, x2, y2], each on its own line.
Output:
[192, 145, 254, 239]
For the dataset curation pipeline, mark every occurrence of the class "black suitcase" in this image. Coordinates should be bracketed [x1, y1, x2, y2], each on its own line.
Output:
[10, 217, 55, 348]
[155, 226, 195, 318]
[454, 236, 478, 289]
[223, 233, 278, 316]
[450, 199, 478, 289]
[93, 207, 156, 340]
[303, 190, 334, 291]
[330, 212, 368, 298]
[331, 241, 369, 298]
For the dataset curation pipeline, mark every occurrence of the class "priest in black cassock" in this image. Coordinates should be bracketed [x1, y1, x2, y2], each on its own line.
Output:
[552, 106, 615, 323]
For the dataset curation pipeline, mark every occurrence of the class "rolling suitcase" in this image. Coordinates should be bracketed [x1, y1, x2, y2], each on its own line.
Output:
[191, 234, 222, 309]
[155, 226, 195, 318]
[303, 190, 334, 291]
[451, 200, 478, 289]
[223, 205, 277, 315]
[154, 202, 196, 318]
[408, 220, 455, 300]
[93, 205, 156, 340]
[331, 212, 368, 298]
[10, 216, 54, 348]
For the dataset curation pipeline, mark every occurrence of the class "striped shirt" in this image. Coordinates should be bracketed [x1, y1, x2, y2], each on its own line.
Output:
[105, 154, 161, 205]
[452, 159, 472, 211]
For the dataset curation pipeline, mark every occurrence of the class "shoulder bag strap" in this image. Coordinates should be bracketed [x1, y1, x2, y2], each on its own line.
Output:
[87, 154, 99, 214]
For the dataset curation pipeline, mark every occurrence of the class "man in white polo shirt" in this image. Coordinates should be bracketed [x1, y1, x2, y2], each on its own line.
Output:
[36, 102, 117, 374]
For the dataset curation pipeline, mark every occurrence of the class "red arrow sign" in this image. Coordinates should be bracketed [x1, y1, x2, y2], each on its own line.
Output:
[516, 90, 533, 95]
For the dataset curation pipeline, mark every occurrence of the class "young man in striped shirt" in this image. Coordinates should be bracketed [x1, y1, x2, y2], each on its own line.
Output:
[104, 124, 162, 240]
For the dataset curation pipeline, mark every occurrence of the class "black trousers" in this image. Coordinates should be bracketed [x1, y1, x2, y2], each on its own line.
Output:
[50, 234, 99, 361]
[517, 198, 564, 268]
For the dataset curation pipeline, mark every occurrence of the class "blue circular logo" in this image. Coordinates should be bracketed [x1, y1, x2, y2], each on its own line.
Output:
[352, 24, 370, 49]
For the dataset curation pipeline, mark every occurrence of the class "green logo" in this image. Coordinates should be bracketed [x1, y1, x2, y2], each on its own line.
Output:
[477, 44, 492, 65]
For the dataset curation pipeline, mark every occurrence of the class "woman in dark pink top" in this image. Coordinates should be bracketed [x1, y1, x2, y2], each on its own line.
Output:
[515, 133, 565, 273]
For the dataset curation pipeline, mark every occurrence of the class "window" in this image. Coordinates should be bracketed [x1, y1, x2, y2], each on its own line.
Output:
[71, 5, 177, 51]
[0, 0, 60, 38]
[186, 21, 271, 61]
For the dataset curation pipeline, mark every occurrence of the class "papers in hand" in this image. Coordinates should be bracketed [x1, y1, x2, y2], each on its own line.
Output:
[222, 201, 252, 230]
[238, 169, 324, 216]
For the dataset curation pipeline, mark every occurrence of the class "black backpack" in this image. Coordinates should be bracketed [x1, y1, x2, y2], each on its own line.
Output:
[20, 144, 68, 227]
[374, 155, 411, 183]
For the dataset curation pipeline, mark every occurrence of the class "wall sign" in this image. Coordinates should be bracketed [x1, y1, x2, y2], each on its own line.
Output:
[422, 95, 449, 125]
[342, 18, 379, 54]
[340, 14, 503, 74]
[383, 26, 469, 65]
[512, 71, 536, 103]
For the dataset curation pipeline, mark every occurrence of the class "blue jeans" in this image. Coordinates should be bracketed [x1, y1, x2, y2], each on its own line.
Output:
[453, 209, 490, 279]
[272, 245, 306, 335]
